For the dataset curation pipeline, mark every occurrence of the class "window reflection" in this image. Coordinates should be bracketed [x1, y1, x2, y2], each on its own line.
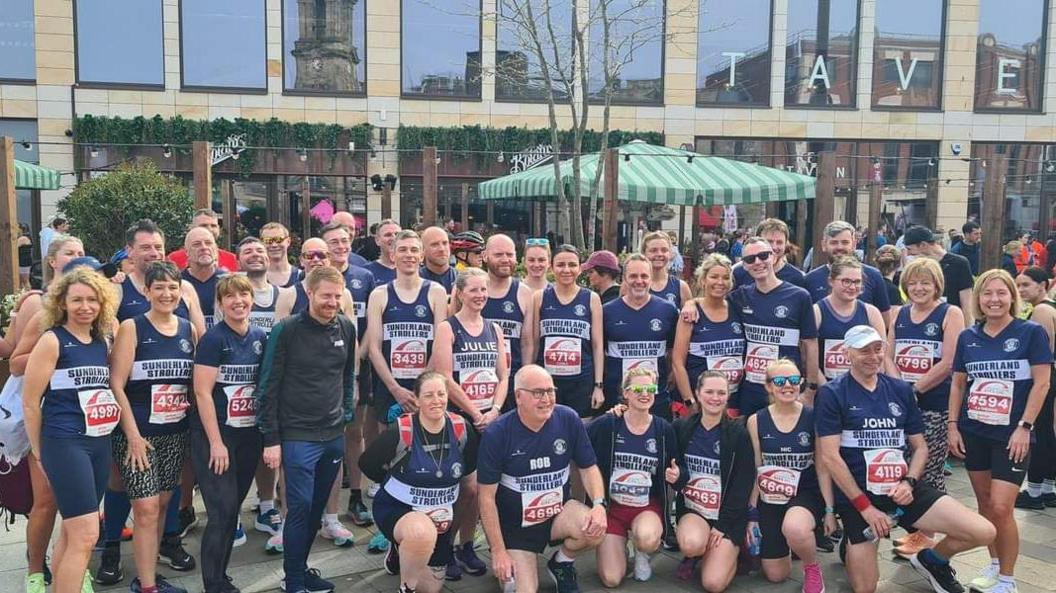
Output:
[0, 0, 35, 80]
[76, 0, 163, 86]
[696, 0, 772, 106]
[968, 144, 1052, 238]
[183, 0, 266, 89]
[974, 0, 1046, 111]
[784, 0, 859, 107]
[495, 0, 573, 101]
[283, 0, 366, 93]
[587, 0, 664, 104]
[402, 0, 482, 98]
[872, 0, 944, 108]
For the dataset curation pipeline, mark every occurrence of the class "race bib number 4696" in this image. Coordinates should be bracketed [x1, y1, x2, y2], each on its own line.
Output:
[521, 490, 563, 527]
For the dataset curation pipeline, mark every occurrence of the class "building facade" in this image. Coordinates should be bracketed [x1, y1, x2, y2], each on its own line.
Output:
[1, 0, 1054, 245]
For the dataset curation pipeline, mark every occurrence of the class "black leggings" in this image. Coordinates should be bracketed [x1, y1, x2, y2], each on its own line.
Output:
[189, 427, 261, 593]
[1027, 387, 1056, 484]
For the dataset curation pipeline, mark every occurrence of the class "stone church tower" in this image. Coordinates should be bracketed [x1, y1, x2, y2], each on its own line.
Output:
[291, 0, 362, 92]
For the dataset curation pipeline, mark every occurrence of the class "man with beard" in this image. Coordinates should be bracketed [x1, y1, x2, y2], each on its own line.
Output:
[803, 221, 892, 324]
[364, 219, 402, 286]
[419, 226, 458, 293]
[258, 266, 358, 593]
[181, 226, 226, 330]
[274, 238, 355, 320]
[481, 234, 535, 411]
[261, 222, 302, 288]
[168, 209, 238, 272]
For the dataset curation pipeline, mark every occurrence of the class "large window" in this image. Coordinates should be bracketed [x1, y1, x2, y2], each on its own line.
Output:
[76, 0, 163, 86]
[974, 0, 1047, 111]
[402, 0, 481, 98]
[181, 0, 266, 90]
[872, 0, 944, 109]
[784, 0, 859, 107]
[587, 0, 664, 104]
[495, 0, 573, 101]
[0, 120, 39, 235]
[696, 0, 772, 106]
[283, 0, 367, 94]
[0, 0, 35, 81]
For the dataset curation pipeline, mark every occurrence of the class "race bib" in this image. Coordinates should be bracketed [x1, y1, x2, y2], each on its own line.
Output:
[744, 343, 779, 384]
[543, 337, 582, 376]
[757, 465, 801, 505]
[609, 467, 652, 508]
[707, 356, 743, 392]
[417, 504, 454, 534]
[223, 384, 257, 428]
[521, 489, 564, 527]
[966, 379, 1013, 426]
[79, 389, 120, 437]
[384, 478, 458, 534]
[149, 384, 190, 425]
[895, 342, 934, 383]
[391, 338, 428, 379]
[462, 369, 499, 411]
[683, 474, 722, 519]
[823, 339, 851, 379]
[864, 448, 907, 495]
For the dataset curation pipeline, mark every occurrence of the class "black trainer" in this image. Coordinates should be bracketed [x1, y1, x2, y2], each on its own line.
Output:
[159, 535, 196, 571]
[303, 568, 335, 593]
[546, 553, 580, 593]
[384, 543, 401, 576]
[1014, 490, 1045, 510]
[910, 551, 965, 593]
[815, 527, 834, 553]
[221, 575, 241, 593]
[95, 545, 123, 585]
[177, 507, 198, 538]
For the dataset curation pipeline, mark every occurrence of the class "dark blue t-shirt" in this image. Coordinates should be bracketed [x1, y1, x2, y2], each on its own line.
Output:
[477, 405, 596, 528]
[343, 264, 376, 338]
[684, 303, 745, 396]
[815, 373, 923, 502]
[609, 420, 662, 507]
[756, 406, 818, 503]
[803, 263, 891, 313]
[602, 296, 678, 408]
[365, 260, 397, 287]
[193, 321, 267, 430]
[420, 265, 458, 293]
[733, 262, 805, 291]
[952, 319, 1053, 441]
[681, 423, 723, 519]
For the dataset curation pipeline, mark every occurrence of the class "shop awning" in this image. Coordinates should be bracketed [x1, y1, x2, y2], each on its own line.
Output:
[14, 159, 61, 190]
[478, 141, 816, 205]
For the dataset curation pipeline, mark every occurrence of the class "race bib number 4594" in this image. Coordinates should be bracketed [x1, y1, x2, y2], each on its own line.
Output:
[966, 379, 1013, 426]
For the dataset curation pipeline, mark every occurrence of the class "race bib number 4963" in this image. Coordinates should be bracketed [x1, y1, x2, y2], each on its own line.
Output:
[79, 389, 121, 437]
[966, 379, 1013, 426]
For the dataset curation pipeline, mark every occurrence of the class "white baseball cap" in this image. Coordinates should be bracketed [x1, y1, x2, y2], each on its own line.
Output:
[844, 325, 884, 349]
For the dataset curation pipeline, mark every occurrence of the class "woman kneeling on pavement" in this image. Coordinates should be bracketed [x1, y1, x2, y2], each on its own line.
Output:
[587, 368, 677, 586]
[668, 370, 754, 593]
[746, 359, 835, 592]
[359, 371, 480, 593]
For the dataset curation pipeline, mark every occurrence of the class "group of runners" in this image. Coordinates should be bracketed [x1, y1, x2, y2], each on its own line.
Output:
[6, 210, 1054, 593]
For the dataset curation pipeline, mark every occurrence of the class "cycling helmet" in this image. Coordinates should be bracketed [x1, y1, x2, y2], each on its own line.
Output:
[451, 230, 485, 253]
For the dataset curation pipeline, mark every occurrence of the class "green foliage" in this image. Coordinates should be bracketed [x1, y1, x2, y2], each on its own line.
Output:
[73, 115, 374, 177]
[57, 162, 195, 259]
[396, 125, 664, 166]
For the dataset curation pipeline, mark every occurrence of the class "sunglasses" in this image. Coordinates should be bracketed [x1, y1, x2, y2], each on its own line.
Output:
[262, 236, 288, 246]
[768, 375, 803, 387]
[302, 250, 328, 261]
[526, 238, 550, 247]
[625, 384, 658, 395]
[742, 251, 773, 265]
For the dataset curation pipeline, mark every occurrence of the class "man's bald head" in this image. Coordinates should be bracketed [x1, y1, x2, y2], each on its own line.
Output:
[184, 226, 217, 270]
[332, 211, 357, 234]
[485, 233, 515, 252]
[302, 237, 327, 252]
[484, 233, 516, 279]
[300, 237, 331, 270]
[421, 227, 451, 269]
[184, 226, 214, 250]
[514, 364, 553, 391]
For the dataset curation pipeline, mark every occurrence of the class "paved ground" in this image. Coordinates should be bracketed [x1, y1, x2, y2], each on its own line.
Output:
[2, 462, 1056, 593]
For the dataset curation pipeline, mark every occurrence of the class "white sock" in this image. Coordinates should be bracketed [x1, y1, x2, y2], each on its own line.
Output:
[554, 549, 574, 563]
[1026, 482, 1043, 497]
[998, 574, 1015, 584]
[259, 500, 275, 513]
[990, 558, 1000, 568]
[324, 513, 339, 526]
[1043, 479, 1055, 495]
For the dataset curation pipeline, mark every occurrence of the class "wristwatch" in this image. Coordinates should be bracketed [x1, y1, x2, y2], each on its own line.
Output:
[1018, 420, 1035, 431]
[806, 382, 819, 390]
[592, 497, 607, 508]
[901, 476, 918, 488]
[594, 382, 604, 389]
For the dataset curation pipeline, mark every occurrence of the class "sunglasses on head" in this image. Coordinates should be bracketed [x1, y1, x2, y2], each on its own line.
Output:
[302, 250, 328, 261]
[526, 238, 550, 247]
[742, 251, 773, 265]
[767, 375, 803, 387]
[625, 383, 658, 395]
[262, 236, 288, 246]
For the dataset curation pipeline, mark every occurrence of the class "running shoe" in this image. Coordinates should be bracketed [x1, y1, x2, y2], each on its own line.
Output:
[1014, 490, 1045, 510]
[255, 509, 283, 536]
[943, 461, 953, 477]
[894, 532, 936, 557]
[130, 576, 188, 593]
[95, 546, 123, 585]
[43, 558, 51, 585]
[662, 531, 679, 551]
[968, 563, 999, 592]
[384, 544, 400, 576]
[265, 533, 284, 555]
[398, 585, 414, 593]
[221, 575, 241, 593]
[1042, 492, 1056, 508]
[81, 572, 94, 593]
[159, 535, 196, 571]
[676, 557, 699, 581]
[25, 573, 45, 593]
[367, 532, 390, 553]
[546, 553, 580, 593]
[319, 521, 355, 547]
[802, 561, 825, 593]
[987, 580, 1018, 593]
[232, 522, 247, 547]
[366, 483, 380, 498]
[177, 507, 197, 538]
[632, 551, 652, 582]
[303, 569, 335, 593]
[121, 527, 134, 541]
[815, 527, 835, 553]
[445, 560, 462, 582]
[909, 551, 965, 593]
[347, 499, 373, 527]
[454, 542, 487, 576]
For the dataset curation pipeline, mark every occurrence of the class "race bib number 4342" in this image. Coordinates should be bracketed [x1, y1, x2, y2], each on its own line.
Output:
[149, 384, 190, 425]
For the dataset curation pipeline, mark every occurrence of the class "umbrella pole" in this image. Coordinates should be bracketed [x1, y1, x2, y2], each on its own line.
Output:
[602, 148, 619, 252]
[811, 151, 837, 271]
[0, 137, 18, 297]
